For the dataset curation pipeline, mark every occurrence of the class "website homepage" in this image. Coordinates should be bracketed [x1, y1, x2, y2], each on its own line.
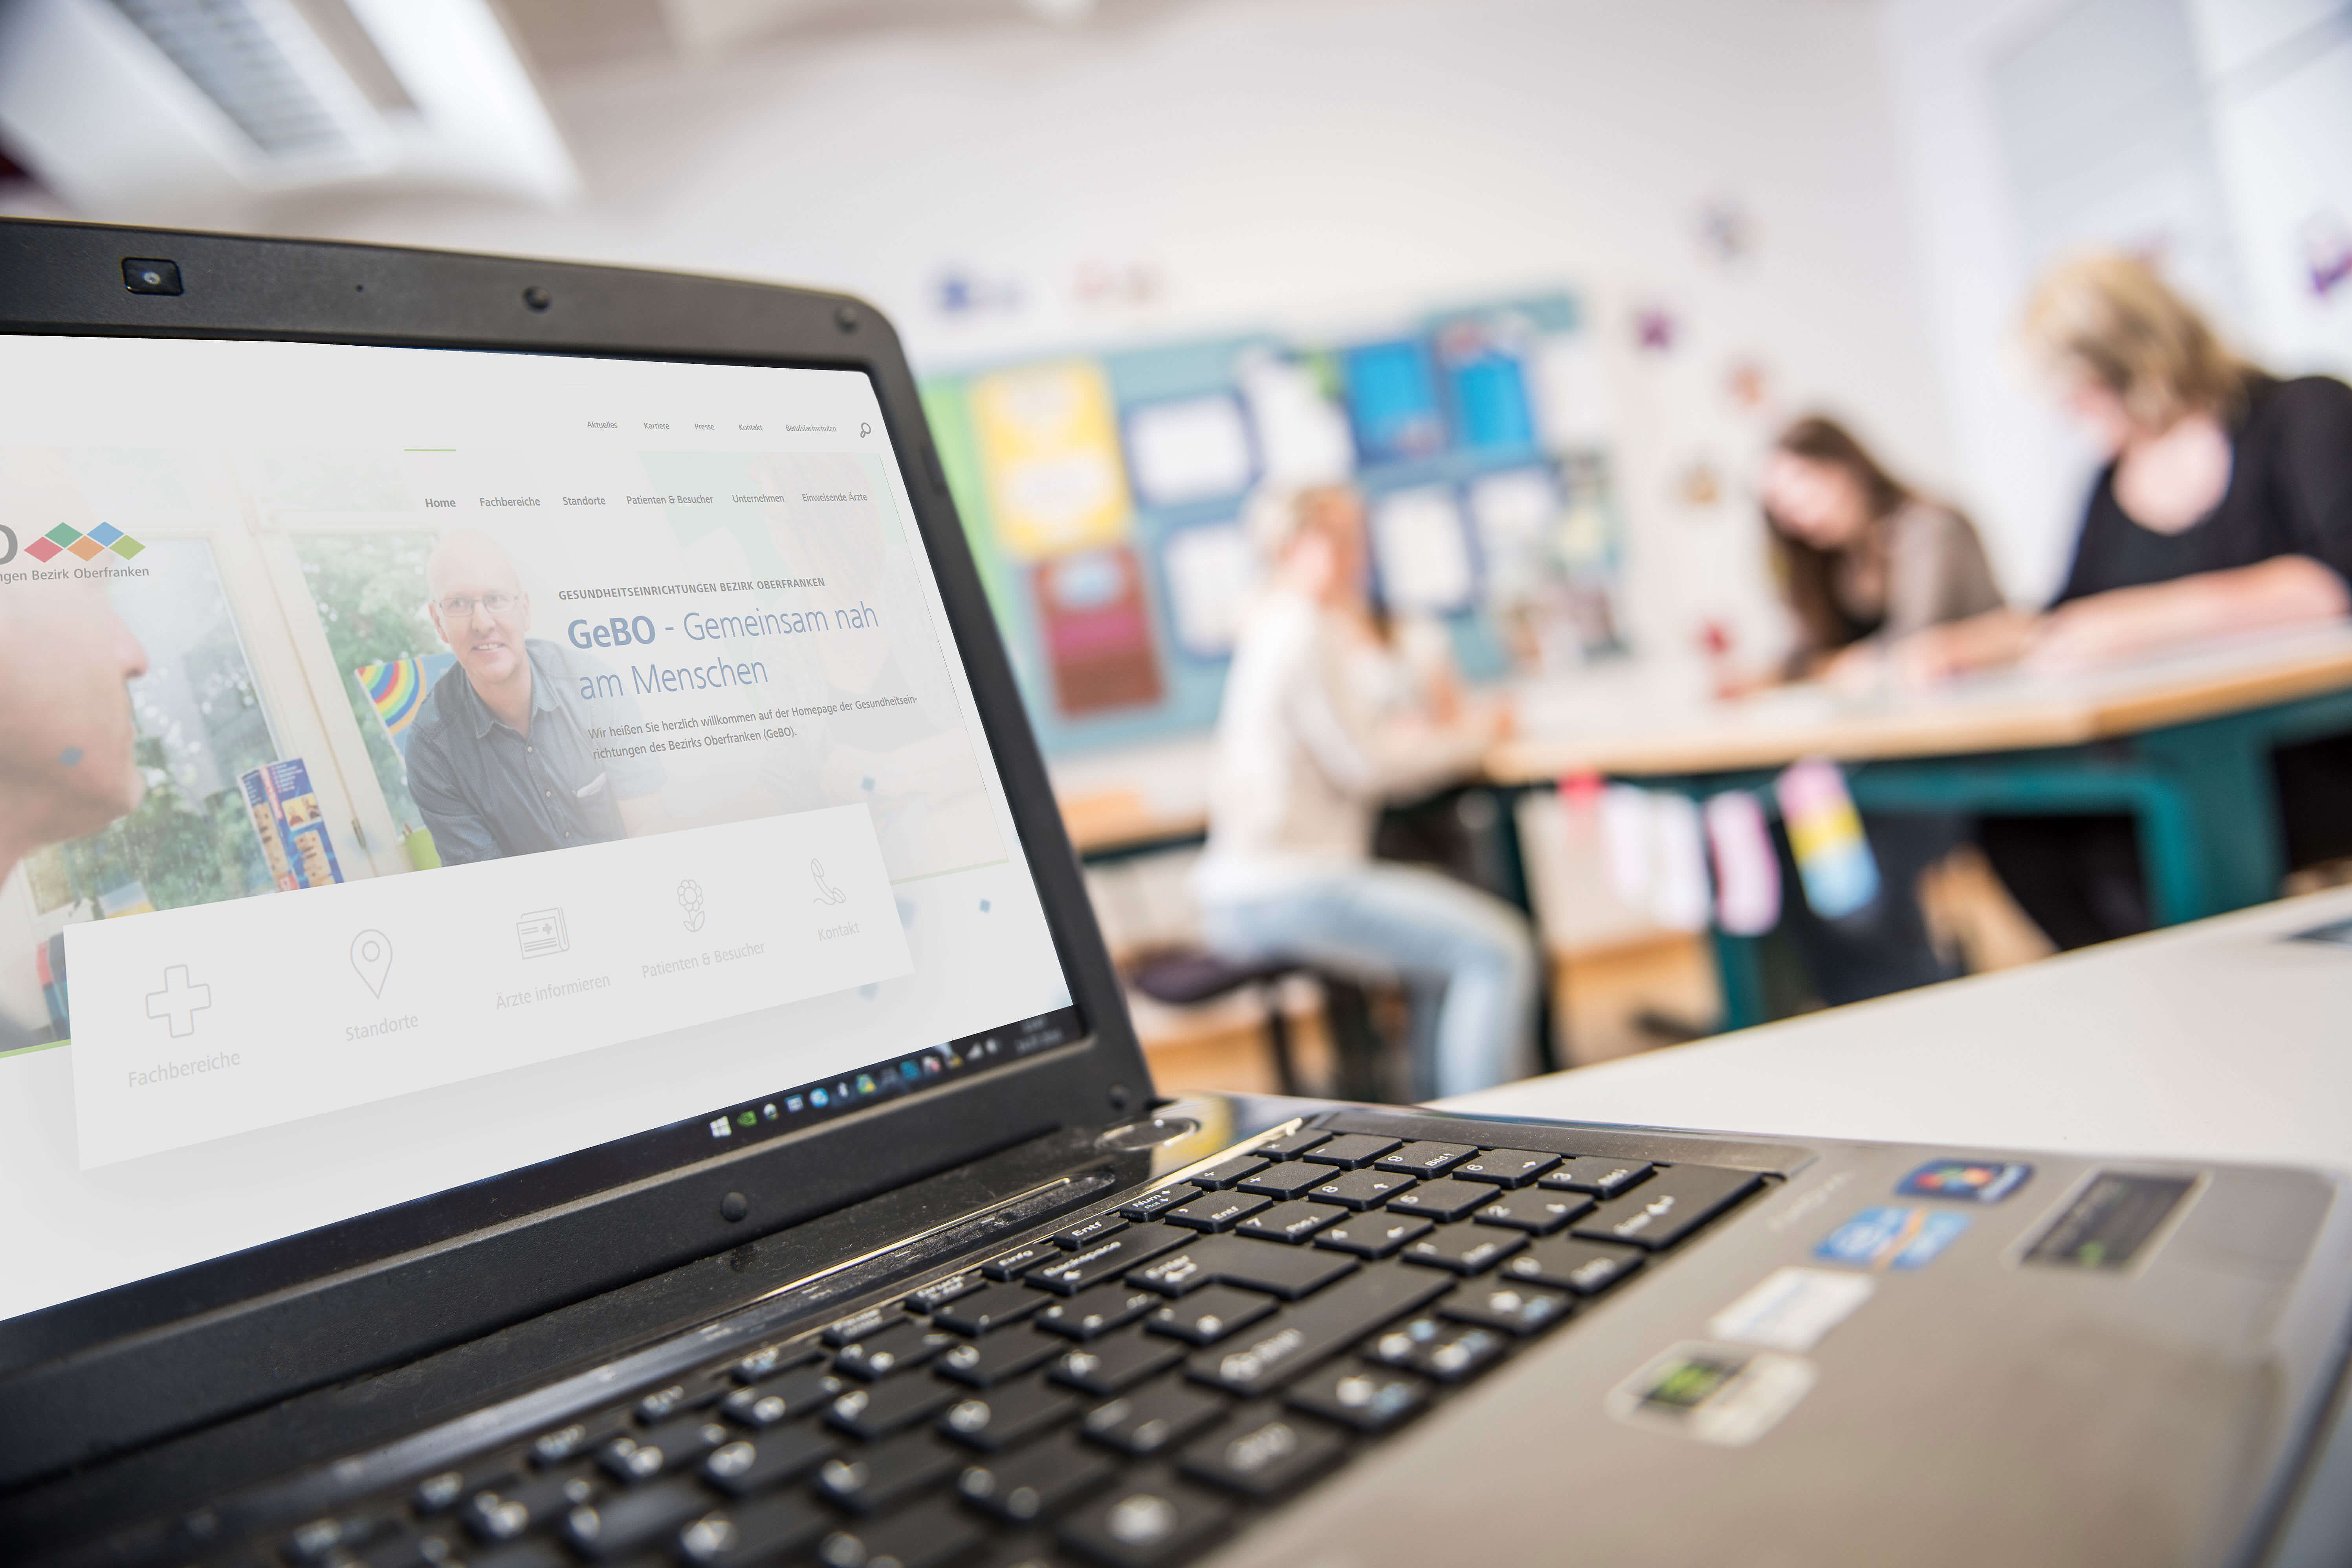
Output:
[0, 338, 1074, 1324]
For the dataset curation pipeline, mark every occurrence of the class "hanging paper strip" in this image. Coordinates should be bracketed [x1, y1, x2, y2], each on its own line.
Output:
[1775, 758, 1879, 919]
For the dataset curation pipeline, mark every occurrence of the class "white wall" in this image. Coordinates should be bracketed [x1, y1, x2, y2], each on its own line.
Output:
[6, 0, 1955, 669]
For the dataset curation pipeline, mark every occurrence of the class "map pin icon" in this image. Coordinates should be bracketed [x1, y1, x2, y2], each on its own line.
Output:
[350, 930, 394, 997]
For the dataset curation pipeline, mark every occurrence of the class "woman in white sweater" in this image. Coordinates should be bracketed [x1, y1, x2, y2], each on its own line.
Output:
[1193, 485, 1537, 1098]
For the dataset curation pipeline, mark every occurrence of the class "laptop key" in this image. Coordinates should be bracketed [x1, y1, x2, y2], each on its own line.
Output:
[1311, 1214, 1433, 1258]
[816, 1494, 983, 1568]
[465, 1541, 571, 1568]
[702, 1425, 840, 1497]
[528, 1411, 628, 1467]
[1304, 1169, 1416, 1211]
[464, 1474, 596, 1542]
[1286, 1362, 1430, 1434]
[939, 1376, 1081, 1451]
[959, 1431, 1118, 1523]
[1082, 1377, 1226, 1457]
[1256, 1128, 1331, 1159]
[937, 1328, 1063, 1388]
[1186, 1261, 1453, 1397]
[1117, 1185, 1199, 1222]
[1365, 1316, 1505, 1383]
[1383, 1179, 1493, 1223]
[980, 1241, 1061, 1281]
[814, 1430, 964, 1512]
[1128, 1237, 1243, 1297]
[1054, 1213, 1131, 1249]
[1037, 1283, 1162, 1339]
[678, 1491, 832, 1564]
[1373, 1141, 1478, 1176]
[1148, 1285, 1278, 1346]
[1177, 1408, 1347, 1500]
[907, 1272, 988, 1314]
[1186, 1154, 1270, 1191]
[360, 1529, 463, 1568]
[1058, 1471, 1235, 1568]
[827, 1376, 960, 1440]
[1235, 1199, 1342, 1245]
[1472, 1189, 1593, 1234]
[834, 1320, 956, 1380]
[827, 1305, 903, 1346]
[1538, 1156, 1655, 1198]
[1572, 1165, 1765, 1250]
[723, 1365, 843, 1427]
[1161, 1193, 1271, 1233]
[1450, 1150, 1562, 1187]
[1438, 1280, 1573, 1336]
[732, 1342, 825, 1384]
[1201, 1237, 1357, 1299]
[1402, 1227, 1526, 1275]
[1027, 1228, 1189, 1294]
[1500, 1237, 1646, 1295]
[1235, 1162, 1331, 1201]
[1297, 1134, 1401, 1168]
[599, 1416, 729, 1482]
[561, 1476, 707, 1558]
[931, 1282, 1048, 1336]
[1049, 1327, 1186, 1395]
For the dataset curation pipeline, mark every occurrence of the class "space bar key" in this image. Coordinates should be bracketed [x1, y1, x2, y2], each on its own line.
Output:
[1186, 1263, 1452, 1397]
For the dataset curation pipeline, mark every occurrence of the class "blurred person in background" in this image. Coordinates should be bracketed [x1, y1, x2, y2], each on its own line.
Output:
[0, 573, 150, 1051]
[1905, 251, 2352, 947]
[1193, 484, 1536, 1097]
[1749, 416, 2004, 1001]
[1760, 414, 2005, 687]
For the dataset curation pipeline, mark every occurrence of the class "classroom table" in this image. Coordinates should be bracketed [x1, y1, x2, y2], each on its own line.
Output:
[1055, 625, 2352, 1036]
[1488, 625, 2352, 1027]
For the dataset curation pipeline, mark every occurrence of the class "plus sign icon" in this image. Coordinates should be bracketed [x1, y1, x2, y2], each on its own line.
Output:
[144, 965, 213, 1038]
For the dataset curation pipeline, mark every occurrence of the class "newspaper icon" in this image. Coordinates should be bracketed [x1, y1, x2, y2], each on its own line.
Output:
[516, 908, 569, 959]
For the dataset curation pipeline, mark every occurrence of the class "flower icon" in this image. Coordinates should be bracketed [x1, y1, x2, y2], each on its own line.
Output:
[677, 878, 706, 933]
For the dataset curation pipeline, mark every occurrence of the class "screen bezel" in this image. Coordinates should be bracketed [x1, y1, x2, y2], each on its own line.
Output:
[0, 218, 1154, 1480]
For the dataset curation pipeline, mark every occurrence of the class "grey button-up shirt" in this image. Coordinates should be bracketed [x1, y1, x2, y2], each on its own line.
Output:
[406, 638, 664, 865]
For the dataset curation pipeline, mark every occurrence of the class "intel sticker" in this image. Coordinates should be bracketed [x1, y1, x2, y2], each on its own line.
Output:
[1815, 1205, 1969, 1271]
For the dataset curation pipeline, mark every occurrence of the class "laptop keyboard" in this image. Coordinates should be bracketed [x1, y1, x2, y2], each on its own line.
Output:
[270, 1133, 1766, 1568]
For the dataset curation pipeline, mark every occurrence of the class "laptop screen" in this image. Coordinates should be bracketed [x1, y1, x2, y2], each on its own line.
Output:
[0, 335, 1082, 1328]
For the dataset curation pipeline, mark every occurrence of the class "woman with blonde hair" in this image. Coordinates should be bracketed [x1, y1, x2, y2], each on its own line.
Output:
[1913, 251, 2352, 947]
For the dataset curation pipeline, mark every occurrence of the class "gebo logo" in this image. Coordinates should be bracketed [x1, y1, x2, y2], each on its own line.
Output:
[17, 522, 145, 565]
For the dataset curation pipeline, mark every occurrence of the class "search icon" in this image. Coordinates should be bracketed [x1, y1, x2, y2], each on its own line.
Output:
[859, 421, 873, 438]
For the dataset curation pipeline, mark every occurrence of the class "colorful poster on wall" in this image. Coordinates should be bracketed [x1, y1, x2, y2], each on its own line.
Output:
[1033, 546, 1164, 716]
[1370, 486, 1475, 614]
[1341, 340, 1446, 462]
[354, 652, 457, 759]
[1160, 521, 1256, 659]
[970, 360, 1135, 560]
[1125, 393, 1255, 508]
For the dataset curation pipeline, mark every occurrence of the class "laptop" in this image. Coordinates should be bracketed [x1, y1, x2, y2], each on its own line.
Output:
[1, 218, 2347, 1568]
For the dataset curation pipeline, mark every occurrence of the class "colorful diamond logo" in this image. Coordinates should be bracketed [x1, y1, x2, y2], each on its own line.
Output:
[21, 521, 145, 564]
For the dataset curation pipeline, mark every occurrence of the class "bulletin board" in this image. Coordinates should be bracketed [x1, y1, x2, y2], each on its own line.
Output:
[921, 293, 1625, 757]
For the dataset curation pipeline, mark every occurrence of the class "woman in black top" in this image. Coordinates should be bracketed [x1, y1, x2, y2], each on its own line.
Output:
[1907, 252, 2352, 947]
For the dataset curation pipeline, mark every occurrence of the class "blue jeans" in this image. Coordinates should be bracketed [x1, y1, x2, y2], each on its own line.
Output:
[1200, 863, 1539, 1099]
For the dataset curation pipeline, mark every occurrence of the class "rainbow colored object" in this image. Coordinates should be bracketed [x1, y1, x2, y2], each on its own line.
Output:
[1775, 757, 1879, 919]
[354, 653, 456, 756]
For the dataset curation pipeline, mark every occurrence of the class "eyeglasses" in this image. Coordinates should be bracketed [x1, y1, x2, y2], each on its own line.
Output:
[434, 591, 521, 618]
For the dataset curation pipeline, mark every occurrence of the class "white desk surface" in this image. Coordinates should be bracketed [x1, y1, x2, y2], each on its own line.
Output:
[1439, 885, 2352, 1174]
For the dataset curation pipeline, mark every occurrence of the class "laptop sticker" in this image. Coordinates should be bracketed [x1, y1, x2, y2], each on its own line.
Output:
[1897, 1159, 2033, 1204]
[2022, 1172, 2198, 1271]
[1814, 1205, 1969, 1271]
[1709, 1267, 1875, 1353]
[1609, 1342, 1816, 1446]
